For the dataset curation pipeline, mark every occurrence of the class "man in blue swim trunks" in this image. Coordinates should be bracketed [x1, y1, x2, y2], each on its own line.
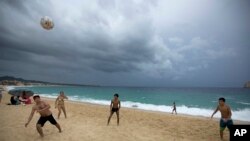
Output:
[211, 97, 233, 140]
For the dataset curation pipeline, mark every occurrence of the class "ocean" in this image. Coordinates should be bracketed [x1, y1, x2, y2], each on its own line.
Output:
[7, 86, 250, 121]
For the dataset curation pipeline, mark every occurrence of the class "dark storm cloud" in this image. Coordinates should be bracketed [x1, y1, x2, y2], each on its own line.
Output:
[1, 0, 28, 14]
[0, 0, 249, 87]
[0, 0, 156, 74]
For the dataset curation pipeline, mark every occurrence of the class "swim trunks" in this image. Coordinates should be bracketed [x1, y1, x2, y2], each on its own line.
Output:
[37, 114, 57, 127]
[112, 108, 119, 112]
[220, 118, 233, 131]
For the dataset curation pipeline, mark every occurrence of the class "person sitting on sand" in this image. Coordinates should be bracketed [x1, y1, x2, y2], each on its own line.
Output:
[107, 93, 121, 126]
[20, 91, 32, 105]
[15, 96, 21, 105]
[172, 101, 177, 114]
[10, 96, 17, 105]
[211, 97, 233, 140]
[25, 95, 62, 137]
[55, 91, 68, 119]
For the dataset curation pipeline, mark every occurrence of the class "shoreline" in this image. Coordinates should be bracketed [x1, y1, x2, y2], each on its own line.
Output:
[3, 85, 250, 123]
[42, 96, 250, 124]
[1, 87, 250, 141]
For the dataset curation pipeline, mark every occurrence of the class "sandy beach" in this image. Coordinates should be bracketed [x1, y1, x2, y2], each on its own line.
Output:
[0, 87, 249, 141]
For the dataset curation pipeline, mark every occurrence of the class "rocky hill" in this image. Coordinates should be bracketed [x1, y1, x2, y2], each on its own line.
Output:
[244, 81, 250, 88]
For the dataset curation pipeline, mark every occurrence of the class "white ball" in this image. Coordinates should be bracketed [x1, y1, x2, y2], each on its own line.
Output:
[40, 16, 54, 30]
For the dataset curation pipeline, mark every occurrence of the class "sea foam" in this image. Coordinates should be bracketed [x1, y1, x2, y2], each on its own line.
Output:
[7, 86, 250, 122]
[39, 94, 250, 122]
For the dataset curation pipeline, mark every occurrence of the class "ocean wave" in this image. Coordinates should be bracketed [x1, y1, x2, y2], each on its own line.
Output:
[236, 102, 250, 105]
[6, 85, 35, 91]
[39, 94, 58, 99]
[6, 86, 20, 91]
[38, 94, 250, 122]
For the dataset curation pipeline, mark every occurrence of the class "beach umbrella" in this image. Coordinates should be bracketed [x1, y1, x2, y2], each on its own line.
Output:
[8, 89, 34, 97]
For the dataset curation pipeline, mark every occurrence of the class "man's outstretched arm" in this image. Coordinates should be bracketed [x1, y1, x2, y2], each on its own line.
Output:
[228, 106, 232, 119]
[25, 107, 35, 127]
[118, 101, 121, 109]
[211, 106, 219, 118]
[110, 100, 113, 111]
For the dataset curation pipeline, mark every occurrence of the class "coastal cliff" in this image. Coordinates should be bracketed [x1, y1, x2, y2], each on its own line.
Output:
[244, 81, 250, 88]
[0, 76, 99, 87]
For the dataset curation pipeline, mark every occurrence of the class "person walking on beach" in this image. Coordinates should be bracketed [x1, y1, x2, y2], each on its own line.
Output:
[172, 101, 177, 114]
[0, 90, 2, 103]
[107, 93, 121, 126]
[211, 97, 233, 140]
[25, 95, 62, 137]
[55, 91, 68, 119]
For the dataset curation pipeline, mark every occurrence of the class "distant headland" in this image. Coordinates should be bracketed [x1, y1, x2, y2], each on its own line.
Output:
[244, 81, 250, 88]
[0, 76, 100, 87]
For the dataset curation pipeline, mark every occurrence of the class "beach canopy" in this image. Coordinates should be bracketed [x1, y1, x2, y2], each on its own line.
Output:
[8, 89, 34, 97]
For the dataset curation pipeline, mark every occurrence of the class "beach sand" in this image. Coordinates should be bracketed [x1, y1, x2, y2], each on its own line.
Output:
[0, 87, 249, 141]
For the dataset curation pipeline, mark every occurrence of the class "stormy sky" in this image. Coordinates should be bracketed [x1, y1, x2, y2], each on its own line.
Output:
[0, 0, 249, 87]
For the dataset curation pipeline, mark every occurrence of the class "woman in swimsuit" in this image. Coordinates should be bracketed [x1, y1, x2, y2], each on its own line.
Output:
[55, 91, 68, 119]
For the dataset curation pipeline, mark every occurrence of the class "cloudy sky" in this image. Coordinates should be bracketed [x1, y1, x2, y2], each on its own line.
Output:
[0, 0, 249, 87]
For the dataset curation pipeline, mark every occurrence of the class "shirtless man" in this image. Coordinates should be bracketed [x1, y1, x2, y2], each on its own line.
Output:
[25, 95, 62, 137]
[172, 101, 177, 114]
[107, 93, 121, 126]
[211, 97, 233, 140]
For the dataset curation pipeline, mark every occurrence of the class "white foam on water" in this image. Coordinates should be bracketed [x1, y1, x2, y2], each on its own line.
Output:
[38, 94, 250, 122]
[39, 94, 58, 99]
[6, 86, 18, 91]
[236, 101, 250, 105]
[6, 85, 35, 91]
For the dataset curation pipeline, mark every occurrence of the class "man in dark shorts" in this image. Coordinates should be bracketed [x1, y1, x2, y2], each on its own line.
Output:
[25, 95, 62, 137]
[172, 101, 177, 114]
[107, 93, 121, 126]
[211, 97, 233, 140]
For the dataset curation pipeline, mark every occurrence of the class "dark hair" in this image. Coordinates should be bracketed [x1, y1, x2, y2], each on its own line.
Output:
[33, 95, 40, 100]
[114, 93, 119, 97]
[22, 91, 26, 95]
[219, 97, 225, 102]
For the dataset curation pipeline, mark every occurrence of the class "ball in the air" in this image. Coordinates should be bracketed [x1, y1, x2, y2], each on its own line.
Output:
[40, 16, 54, 30]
